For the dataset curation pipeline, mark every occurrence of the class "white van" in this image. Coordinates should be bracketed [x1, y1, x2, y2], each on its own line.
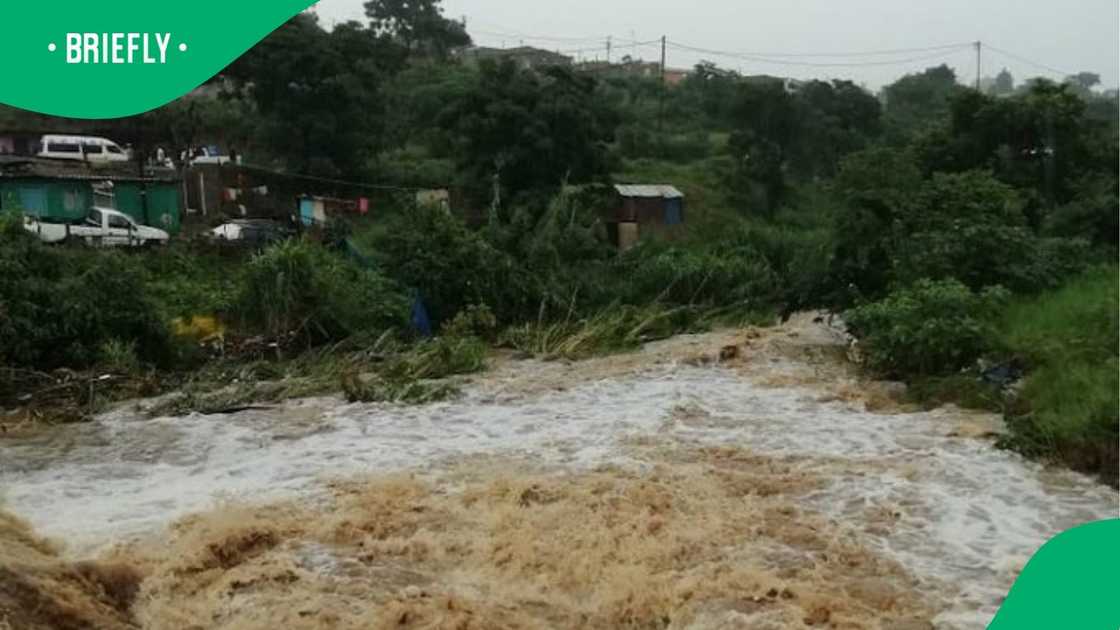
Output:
[38, 135, 129, 163]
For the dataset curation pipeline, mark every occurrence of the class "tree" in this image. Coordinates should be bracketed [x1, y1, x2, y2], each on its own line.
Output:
[826, 147, 923, 304]
[919, 80, 1095, 207]
[993, 68, 1014, 95]
[892, 171, 1041, 291]
[726, 77, 881, 214]
[882, 64, 963, 141]
[364, 0, 470, 59]
[727, 77, 797, 214]
[439, 60, 618, 205]
[1066, 72, 1101, 93]
[790, 79, 881, 177]
[681, 61, 740, 123]
[382, 62, 476, 152]
[225, 15, 403, 176]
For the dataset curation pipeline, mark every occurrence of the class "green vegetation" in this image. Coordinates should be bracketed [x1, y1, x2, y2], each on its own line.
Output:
[0, 213, 173, 371]
[998, 267, 1119, 484]
[235, 239, 406, 343]
[0, 2, 1116, 479]
[500, 303, 703, 360]
[845, 280, 1009, 378]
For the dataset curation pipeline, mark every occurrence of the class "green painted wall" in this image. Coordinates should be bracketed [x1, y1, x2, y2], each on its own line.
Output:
[0, 179, 90, 221]
[0, 178, 181, 234]
[146, 184, 182, 234]
[113, 183, 145, 222]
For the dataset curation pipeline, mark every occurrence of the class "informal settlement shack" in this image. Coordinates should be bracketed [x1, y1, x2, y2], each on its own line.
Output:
[0, 156, 182, 233]
[605, 184, 685, 250]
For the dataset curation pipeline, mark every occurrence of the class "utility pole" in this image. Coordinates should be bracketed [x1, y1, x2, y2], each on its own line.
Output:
[658, 36, 666, 141]
[975, 41, 982, 91]
[606, 35, 612, 63]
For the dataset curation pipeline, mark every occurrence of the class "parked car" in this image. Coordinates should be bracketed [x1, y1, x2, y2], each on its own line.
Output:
[38, 135, 129, 163]
[188, 146, 233, 166]
[210, 219, 291, 246]
[24, 207, 170, 247]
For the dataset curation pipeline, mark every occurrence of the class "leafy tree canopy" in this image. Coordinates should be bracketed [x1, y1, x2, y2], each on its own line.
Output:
[364, 0, 470, 58]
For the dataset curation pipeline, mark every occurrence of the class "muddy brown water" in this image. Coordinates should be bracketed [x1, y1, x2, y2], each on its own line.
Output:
[1, 314, 1116, 629]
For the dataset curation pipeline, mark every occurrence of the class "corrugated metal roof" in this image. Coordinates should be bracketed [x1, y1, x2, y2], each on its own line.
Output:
[0, 156, 178, 183]
[614, 184, 684, 198]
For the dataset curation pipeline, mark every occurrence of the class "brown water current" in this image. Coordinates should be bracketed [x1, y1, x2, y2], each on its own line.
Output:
[2, 314, 1116, 629]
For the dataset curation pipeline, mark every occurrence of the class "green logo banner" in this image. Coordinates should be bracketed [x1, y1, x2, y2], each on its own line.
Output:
[989, 518, 1119, 629]
[0, 1, 316, 118]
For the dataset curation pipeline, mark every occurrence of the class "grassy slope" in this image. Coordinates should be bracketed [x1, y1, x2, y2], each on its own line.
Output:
[614, 157, 741, 235]
[999, 266, 1119, 485]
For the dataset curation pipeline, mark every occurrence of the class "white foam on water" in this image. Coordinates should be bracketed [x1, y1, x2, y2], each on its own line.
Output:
[1, 356, 1115, 628]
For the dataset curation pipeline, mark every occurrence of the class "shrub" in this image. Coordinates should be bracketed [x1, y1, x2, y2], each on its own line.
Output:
[340, 332, 488, 405]
[0, 216, 172, 370]
[729, 222, 834, 311]
[99, 339, 142, 375]
[1044, 174, 1119, 248]
[441, 304, 499, 341]
[340, 372, 458, 404]
[235, 239, 406, 343]
[500, 303, 702, 360]
[384, 335, 489, 381]
[512, 186, 613, 271]
[619, 242, 779, 309]
[360, 204, 535, 326]
[830, 165, 1089, 305]
[844, 278, 1009, 378]
[142, 245, 239, 321]
[998, 266, 1119, 484]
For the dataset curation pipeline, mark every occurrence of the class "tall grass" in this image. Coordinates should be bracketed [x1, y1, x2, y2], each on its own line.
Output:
[500, 303, 703, 360]
[998, 266, 1119, 485]
[236, 239, 407, 343]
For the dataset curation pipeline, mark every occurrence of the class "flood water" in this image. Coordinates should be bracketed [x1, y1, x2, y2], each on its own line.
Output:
[1, 316, 1115, 628]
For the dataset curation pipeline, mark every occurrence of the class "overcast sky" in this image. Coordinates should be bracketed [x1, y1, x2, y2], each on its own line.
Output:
[311, 0, 1119, 90]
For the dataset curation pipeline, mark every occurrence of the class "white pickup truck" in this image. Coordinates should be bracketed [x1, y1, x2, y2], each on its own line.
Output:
[24, 207, 170, 247]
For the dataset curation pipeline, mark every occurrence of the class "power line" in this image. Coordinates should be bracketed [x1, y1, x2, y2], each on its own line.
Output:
[668, 41, 974, 59]
[665, 40, 973, 68]
[463, 24, 1079, 80]
[983, 44, 1075, 78]
[469, 24, 975, 60]
[471, 29, 603, 44]
[557, 39, 661, 56]
[467, 22, 606, 44]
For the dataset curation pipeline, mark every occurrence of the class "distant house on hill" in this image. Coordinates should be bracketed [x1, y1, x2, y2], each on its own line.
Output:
[663, 68, 689, 86]
[458, 46, 572, 70]
[575, 59, 690, 84]
[577, 58, 661, 79]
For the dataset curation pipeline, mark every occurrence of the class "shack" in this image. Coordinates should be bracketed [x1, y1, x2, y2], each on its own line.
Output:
[0, 156, 183, 233]
[605, 184, 685, 250]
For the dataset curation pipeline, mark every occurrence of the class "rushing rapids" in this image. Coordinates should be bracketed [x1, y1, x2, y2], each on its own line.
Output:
[1, 314, 1115, 629]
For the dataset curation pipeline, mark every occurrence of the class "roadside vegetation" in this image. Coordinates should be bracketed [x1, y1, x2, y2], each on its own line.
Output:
[0, 0, 1116, 481]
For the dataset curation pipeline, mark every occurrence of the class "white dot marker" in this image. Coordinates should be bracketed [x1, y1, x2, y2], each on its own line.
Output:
[48, 43, 56, 52]
[179, 43, 188, 52]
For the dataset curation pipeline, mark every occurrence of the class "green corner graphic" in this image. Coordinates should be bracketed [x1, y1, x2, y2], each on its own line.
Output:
[0, 1, 316, 118]
[989, 518, 1120, 629]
